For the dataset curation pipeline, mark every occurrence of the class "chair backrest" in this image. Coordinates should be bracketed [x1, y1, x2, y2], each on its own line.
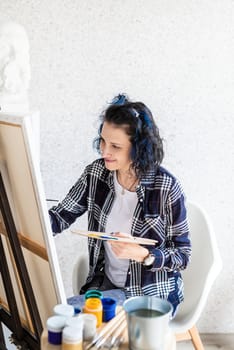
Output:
[72, 252, 89, 295]
[171, 201, 222, 331]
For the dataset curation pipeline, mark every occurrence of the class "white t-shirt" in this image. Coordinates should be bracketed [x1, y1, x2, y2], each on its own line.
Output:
[104, 171, 138, 287]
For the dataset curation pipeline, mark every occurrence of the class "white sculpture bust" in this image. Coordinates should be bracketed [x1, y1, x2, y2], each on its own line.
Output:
[0, 22, 31, 113]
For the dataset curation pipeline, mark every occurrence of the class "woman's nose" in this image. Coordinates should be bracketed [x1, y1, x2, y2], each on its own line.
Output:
[101, 145, 111, 157]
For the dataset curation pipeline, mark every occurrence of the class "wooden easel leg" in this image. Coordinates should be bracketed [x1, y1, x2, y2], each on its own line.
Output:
[0, 235, 24, 340]
[0, 173, 42, 341]
[189, 325, 205, 350]
[0, 322, 7, 350]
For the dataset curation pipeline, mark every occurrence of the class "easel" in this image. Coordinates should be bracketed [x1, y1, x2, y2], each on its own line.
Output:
[0, 172, 42, 349]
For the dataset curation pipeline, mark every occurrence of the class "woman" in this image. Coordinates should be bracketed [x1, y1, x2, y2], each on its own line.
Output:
[49, 94, 191, 315]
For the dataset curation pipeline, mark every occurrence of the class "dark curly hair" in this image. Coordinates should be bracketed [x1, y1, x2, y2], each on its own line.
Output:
[94, 94, 164, 178]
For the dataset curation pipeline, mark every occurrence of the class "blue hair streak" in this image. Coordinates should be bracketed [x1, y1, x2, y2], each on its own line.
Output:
[111, 94, 128, 106]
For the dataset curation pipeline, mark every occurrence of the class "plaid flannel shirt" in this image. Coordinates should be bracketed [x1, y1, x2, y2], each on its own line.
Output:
[49, 158, 191, 311]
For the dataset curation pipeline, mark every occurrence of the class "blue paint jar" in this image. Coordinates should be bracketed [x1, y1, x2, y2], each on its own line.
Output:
[47, 315, 66, 345]
[101, 297, 117, 322]
[74, 306, 81, 315]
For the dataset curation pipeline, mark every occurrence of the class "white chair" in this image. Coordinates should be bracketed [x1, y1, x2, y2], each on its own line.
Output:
[170, 201, 222, 350]
[72, 251, 89, 296]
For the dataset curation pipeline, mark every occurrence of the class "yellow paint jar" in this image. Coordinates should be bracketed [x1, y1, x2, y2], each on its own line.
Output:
[83, 297, 103, 327]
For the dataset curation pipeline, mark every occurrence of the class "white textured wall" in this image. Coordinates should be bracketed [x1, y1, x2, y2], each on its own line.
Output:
[1, 0, 233, 333]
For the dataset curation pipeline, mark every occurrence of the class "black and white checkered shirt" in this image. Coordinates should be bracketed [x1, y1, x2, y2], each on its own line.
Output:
[49, 158, 191, 312]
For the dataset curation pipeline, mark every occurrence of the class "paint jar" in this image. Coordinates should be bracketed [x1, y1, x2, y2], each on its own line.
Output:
[101, 297, 117, 322]
[53, 303, 74, 318]
[83, 297, 103, 327]
[65, 315, 84, 329]
[62, 326, 82, 350]
[73, 306, 81, 315]
[47, 315, 66, 345]
[85, 289, 103, 300]
[79, 313, 97, 340]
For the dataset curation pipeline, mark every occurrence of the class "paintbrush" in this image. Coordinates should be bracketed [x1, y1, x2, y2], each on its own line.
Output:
[71, 229, 157, 245]
[84, 310, 126, 350]
[108, 317, 127, 348]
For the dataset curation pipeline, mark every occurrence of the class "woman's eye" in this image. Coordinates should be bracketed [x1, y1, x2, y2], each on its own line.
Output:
[112, 145, 121, 149]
